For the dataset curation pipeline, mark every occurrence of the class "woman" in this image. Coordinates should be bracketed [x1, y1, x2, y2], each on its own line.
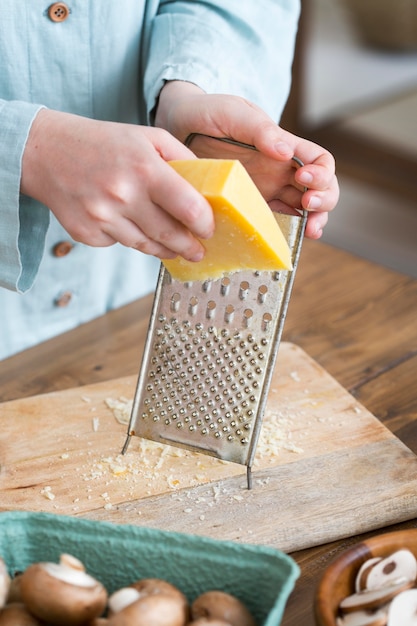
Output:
[0, 0, 338, 359]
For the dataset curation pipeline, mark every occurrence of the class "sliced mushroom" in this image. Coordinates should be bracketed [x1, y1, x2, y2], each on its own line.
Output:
[336, 607, 388, 626]
[107, 593, 187, 626]
[19, 559, 108, 626]
[191, 590, 256, 626]
[387, 588, 417, 625]
[340, 579, 414, 614]
[0, 603, 42, 626]
[0, 558, 10, 609]
[365, 550, 417, 591]
[355, 558, 382, 592]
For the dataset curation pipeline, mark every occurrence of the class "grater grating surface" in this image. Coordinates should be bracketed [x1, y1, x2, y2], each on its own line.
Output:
[123, 145, 307, 488]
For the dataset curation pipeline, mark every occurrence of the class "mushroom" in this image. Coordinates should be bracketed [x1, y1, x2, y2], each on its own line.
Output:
[129, 578, 189, 619]
[364, 550, 417, 591]
[336, 608, 388, 626]
[387, 588, 417, 625]
[190, 590, 256, 626]
[59, 553, 86, 572]
[6, 573, 23, 605]
[130, 577, 186, 601]
[0, 603, 42, 626]
[107, 593, 188, 626]
[108, 587, 142, 615]
[19, 558, 108, 626]
[0, 558, 10, 609]
[340, 579, 414, 614]
[355, 558, 382, 593]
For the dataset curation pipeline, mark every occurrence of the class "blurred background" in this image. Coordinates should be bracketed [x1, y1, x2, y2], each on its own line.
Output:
[282, 0, 417, 277]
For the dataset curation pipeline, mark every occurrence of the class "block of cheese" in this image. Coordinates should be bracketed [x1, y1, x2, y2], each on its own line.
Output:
[163, 159, 293, 281]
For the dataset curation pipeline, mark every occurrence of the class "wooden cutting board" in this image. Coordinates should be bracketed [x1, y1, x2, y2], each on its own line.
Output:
[1, 342, 417, 553]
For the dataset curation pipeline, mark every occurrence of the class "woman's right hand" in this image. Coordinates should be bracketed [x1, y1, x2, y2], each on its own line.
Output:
[20, 109, 214, 262]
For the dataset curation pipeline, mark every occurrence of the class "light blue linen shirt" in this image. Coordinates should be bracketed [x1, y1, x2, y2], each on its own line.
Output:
[0, 0, 300, 359]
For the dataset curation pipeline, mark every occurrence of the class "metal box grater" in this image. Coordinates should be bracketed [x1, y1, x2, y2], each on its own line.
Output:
[123, 207, 307, 488]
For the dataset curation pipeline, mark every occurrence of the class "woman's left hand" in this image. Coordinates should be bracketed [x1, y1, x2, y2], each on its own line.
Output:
[155, 81, 340, 239]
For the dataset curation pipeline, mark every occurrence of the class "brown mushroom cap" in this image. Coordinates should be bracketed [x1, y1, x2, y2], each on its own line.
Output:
[0, 603, 42, 626]
[19, 561, 108, 626]
[108, 593, 187, 626]
[6, 573, 23, 605]
[191, 590, 256, 626]
[129, 578, 189, 620]
[130, 578, 186, 601]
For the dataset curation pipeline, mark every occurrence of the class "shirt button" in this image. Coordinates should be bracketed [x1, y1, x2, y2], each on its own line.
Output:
[54, 291, 73, 307]
[47, 3, 70, 22]
[53, 240, 74, 257]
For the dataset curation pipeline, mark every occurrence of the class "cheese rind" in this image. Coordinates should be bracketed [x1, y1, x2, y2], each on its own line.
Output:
[163, 159, 293, 281]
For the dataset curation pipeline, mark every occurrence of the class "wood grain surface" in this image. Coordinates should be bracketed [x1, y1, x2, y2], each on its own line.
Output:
[2, 342, 417, 554]
[1, 240, 416, 626]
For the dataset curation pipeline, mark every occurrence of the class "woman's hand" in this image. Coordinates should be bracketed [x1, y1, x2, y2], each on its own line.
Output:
[21, 109, 215, 261]
[155, 81, 339, 239]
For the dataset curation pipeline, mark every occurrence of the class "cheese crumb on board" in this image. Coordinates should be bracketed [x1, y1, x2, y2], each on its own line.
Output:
[104, 397, 132, 425]
[40, 486, 55, 501]
[104, 395, 304, 473]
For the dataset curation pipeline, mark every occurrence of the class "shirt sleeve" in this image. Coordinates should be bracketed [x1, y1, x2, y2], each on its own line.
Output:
[0, 100, 49, 293]
[143, 0, 301, 123]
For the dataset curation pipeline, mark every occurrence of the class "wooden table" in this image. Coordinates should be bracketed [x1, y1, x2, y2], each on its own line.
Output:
[1, 240, 417, 625]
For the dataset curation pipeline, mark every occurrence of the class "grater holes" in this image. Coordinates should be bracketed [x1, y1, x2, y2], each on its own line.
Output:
[170, 293, 181, 312]
[142, 316, 268, 447]
[206, 300, 216, 319]
[239, 281, 250, 300]
[220, 277, 231, 295]
[262, 312, 273, 331]
[243, 308, 253, 328]
[224, 304, 234, 323]
[189, 296, 199, 315]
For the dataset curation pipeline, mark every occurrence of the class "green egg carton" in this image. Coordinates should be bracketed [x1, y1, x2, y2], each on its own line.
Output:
[0, 511, 299, 626]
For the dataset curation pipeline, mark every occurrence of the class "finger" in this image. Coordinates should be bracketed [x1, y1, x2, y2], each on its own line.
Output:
[304, 211, 329, 239]
[146, 159, 215, 241]
[202, 96, 294, 160]
[301, 181, 340, 214]
[105, 207, 207, 262]
[295, 153, 337, 191]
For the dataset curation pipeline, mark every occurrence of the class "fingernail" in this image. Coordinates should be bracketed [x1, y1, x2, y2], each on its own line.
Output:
[189, 248, 205, 263]
[308, 196, 322, 210]
[274, 141, 292, 156]
[299, 171, 313, 185]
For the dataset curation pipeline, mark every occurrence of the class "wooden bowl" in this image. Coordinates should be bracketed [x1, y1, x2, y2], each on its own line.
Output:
[314, 529, 417, 625]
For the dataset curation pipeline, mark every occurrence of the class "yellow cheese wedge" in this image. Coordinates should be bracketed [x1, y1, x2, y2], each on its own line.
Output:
[163, 159, 293, 281]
